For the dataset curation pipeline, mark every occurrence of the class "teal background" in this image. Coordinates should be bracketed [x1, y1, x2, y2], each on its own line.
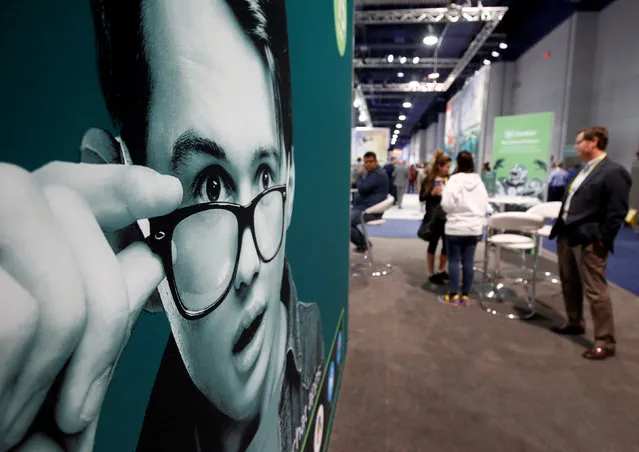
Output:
[0, 0, 352, 449]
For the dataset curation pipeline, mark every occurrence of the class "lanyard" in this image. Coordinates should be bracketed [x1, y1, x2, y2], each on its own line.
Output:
[567, 155, 606, 194]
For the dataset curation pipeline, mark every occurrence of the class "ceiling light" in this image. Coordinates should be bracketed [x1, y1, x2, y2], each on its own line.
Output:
[412, 57, 420, 64]
[428, 72, 440, 80]
[423, 35, 438, 46]
[403, 102, 412, 108]
[492, 51, 500, 58]
[399, 56, 407, 64]
[396, 124, 403, 129]
[353, 100, 360, 108]
[358, 113, 367, 122]
[387, 54, 394, 63]
[483, 59, 491, 65]
[499, 42, 508, 50]
[399, 114, 406, 121]
[397, 72, 404, 78]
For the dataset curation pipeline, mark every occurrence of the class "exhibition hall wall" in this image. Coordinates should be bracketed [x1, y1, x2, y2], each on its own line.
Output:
[505, 0, 638, 170]
[0, 0, 351, 450]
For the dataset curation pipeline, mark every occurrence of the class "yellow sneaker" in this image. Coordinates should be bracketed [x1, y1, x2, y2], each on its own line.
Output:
[439, 294, 460, 306]
[459, 295, 470, 307]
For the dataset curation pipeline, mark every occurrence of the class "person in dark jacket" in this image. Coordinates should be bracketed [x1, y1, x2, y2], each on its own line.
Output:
[548, 126, 631, 361]
[351, 151, 390, 252]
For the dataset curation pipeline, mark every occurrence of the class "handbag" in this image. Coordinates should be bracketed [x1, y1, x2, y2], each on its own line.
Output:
[417, 205, 445, 241]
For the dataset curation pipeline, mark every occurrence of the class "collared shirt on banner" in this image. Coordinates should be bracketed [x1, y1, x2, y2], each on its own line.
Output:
[562, 153, 607, 221]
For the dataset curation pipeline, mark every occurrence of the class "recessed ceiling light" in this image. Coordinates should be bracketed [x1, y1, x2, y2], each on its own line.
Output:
[423, 35, 438, 46]
[499, 42, 508, 49]
[353, 100, 359, 108]
[358, 113, 367, 122]
[412, 57, 420, 64]
[492, 51, 500, 58]
[483, 59, 491, 65]
[399, 56, 407, 64]
[399, 115, 406, 121]
[396, 124, 403, 129]
[387, 54, 394, 63]
[428, 72, 440, 80]
[403, 102, 412, 108]
[397, 72, 404, 78]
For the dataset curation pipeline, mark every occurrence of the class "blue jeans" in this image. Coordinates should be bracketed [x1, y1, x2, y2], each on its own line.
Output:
[446, 235, 480, 295]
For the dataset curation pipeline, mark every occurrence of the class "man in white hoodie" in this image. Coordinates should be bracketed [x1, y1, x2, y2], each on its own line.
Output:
[440, 151, 489, 306]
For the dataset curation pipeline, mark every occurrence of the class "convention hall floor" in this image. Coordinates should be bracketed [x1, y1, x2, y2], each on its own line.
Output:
[329, 195, 639, 452]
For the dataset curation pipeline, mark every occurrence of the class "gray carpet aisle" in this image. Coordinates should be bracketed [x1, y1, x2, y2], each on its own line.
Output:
[329, 238, 639, 452]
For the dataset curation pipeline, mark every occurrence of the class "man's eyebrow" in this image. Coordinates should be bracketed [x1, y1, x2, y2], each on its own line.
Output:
[171, 130, 226, 172]
[252, 146, 282, 167]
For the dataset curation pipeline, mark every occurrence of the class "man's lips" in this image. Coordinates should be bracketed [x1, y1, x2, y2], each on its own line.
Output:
[232, 312, 264, 355]
[232, 301, 267, 355]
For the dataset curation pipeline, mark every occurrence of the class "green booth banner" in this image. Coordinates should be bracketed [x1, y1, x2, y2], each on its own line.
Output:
[0, 0, 351, 451]
[492, 112, 554, 200]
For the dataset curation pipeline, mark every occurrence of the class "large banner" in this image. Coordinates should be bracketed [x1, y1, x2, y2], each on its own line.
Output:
[351, 127, 391, 165]
[0, 0, 351, 451]
[444, 66, 490, 164]
[492, 112, 554, 200]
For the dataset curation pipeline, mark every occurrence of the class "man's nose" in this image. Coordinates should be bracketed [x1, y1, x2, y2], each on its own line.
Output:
[234, 227, 260, 291]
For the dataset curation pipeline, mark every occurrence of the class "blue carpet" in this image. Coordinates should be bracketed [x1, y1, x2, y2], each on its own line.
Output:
[367, 219, 422, 238]
[368, 219, 639, 296]
[542, 227, 639, 296]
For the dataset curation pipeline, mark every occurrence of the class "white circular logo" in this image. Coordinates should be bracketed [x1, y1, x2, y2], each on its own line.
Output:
[334, 0, 347, 57]
[313, 404, 325, 452]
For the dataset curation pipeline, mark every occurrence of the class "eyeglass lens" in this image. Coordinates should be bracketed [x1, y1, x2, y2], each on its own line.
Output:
[170, 189, 284, 313]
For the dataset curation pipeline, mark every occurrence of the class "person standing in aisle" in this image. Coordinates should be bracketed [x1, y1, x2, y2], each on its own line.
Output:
[420, 154, 452, 285]
[547, 161, 569, 202]
[392, 160, 410, 209]
[439, 151, 488, 306]
[549, 126, 631, 361]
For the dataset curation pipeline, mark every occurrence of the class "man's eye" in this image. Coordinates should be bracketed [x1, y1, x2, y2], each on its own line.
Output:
[192, 166, 232, 202]
[258, 164, 275, 190]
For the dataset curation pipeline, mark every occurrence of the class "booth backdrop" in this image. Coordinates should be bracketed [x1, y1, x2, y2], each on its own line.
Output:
[492, 112, 554, 200]
[0, 0, 351, 450]
[351, 127, 391, 165]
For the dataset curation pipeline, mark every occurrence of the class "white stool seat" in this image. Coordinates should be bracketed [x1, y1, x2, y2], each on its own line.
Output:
[366, 219, 386, 226]
[488, 233, 534, 245]
[537, 224, 552, 237]
[501, 240, 536, 251]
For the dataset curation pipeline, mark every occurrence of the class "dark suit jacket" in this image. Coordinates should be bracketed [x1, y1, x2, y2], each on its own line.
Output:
[549, 156, 631, 253]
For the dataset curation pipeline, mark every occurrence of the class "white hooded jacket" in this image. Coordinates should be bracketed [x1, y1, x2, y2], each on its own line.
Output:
[440, 172, 489, 236]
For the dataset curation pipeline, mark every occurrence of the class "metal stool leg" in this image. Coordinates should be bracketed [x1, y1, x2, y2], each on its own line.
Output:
[351, 212, 392, 278]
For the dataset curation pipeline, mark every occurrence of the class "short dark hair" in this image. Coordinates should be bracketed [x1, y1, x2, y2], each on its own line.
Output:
[578, 126, 608, 151]
[455, 151, 475, 174]
[90, 0, 292, 165]
[363, 152, 377, 160]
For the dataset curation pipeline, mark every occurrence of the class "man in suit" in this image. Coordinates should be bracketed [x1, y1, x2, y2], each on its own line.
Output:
[392, 160, 410, 208]
[549, 126, 631, 360]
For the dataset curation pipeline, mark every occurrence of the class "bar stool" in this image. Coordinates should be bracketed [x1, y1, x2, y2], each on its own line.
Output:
[352, 195, 395, 277]
[526, 202, 562, 285]
[479, 212, 545, 320]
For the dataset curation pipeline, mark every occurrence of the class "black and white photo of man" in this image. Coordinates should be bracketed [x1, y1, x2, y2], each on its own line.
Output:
[0, 0, 324, 451]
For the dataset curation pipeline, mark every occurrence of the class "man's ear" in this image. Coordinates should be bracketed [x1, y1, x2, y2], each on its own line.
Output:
[285, 156, 295, 230]
[80, 128, 123, 164]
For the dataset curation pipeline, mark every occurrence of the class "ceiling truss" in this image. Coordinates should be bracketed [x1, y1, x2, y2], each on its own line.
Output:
[354, 6, 508, 25]
[353, 57, 459, 69]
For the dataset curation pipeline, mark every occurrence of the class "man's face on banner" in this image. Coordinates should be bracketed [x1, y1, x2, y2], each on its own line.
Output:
[141, 0, 289, 420]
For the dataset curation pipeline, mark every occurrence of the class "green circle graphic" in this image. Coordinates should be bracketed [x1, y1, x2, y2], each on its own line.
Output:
[334, 0, 347, 56]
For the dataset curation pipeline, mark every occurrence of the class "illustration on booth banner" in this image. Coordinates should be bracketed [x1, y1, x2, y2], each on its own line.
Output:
[0, 0, 333, 451]
[494, 161, 547, 199]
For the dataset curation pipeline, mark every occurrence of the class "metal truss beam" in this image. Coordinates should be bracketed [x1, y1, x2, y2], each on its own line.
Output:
[360, 83, 445, 93]
[363, 93, 420, 98]
[355, 6, 508, 25]
[353, 57, 458, 69]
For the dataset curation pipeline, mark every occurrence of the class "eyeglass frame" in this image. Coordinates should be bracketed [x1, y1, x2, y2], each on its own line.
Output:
[146, 184, 288, 320]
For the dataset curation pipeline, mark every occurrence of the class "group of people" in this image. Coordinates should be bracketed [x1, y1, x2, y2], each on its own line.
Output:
[350, 125, 632, 361]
